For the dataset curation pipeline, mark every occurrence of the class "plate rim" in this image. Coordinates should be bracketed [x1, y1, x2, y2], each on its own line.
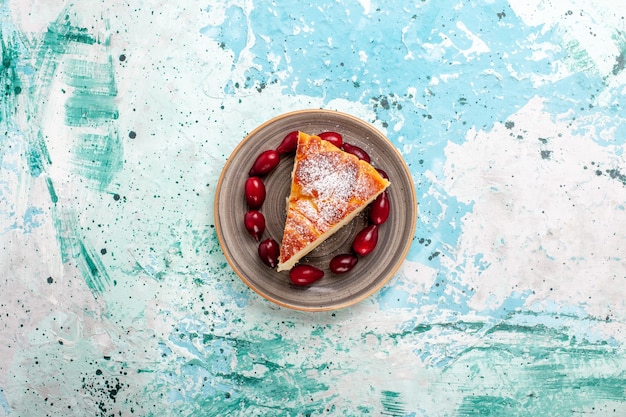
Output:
[214, 108, 418, 311]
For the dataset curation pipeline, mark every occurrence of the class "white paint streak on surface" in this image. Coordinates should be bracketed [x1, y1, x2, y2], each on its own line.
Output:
[456, 21, 490, 58]
[509, 0, 626, 92]
[443, 97, 626, 320]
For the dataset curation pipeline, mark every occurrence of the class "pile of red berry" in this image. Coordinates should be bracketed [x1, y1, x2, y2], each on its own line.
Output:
[243, 131, 390, 286]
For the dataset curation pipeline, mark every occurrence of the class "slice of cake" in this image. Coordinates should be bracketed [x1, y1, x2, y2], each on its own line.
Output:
[277, 132, 390, 271]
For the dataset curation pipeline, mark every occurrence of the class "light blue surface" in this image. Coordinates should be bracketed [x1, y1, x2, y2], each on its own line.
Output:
[1, 0, 625, 415]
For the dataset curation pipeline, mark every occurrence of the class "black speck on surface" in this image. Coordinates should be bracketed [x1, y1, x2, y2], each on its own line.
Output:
[612, 51, 624, 76]
[606, 168, 626, 186]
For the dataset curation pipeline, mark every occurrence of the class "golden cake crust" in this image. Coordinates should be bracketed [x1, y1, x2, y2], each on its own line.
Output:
[277, 132, 390, 271]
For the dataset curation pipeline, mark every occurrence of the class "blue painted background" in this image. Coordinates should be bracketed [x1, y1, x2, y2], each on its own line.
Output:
[1, 0, 625, 415]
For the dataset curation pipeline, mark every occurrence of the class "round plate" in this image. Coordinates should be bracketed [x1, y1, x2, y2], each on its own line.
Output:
[214, 109, 417, 311]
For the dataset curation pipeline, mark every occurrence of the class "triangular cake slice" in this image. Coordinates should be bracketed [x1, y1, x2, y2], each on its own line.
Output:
[277, 132, 390, 271]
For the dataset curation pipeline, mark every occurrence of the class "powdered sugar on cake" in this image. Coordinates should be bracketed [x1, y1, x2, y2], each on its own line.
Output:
[295, 151, 359, 229]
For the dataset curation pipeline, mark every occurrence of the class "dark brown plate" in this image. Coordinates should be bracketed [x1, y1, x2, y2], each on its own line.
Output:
[214, 109, 417, 311]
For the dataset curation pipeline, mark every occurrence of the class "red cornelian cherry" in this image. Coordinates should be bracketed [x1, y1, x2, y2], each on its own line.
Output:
[376, 168, 389, 180]
[318, 131, 343, 148]
[276, 131, 299, 154]
[342, 143, 370, 163]
[329, 254, 358, 274]
[353, 224, 378, 256]
[258, 238, 279, 268]
[369, 191, 390, 225]
[244, 210, 265, 241]
[290, 264, 324, 286]
[249, 149, 280, 176]
[245, 177, 266, 209]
